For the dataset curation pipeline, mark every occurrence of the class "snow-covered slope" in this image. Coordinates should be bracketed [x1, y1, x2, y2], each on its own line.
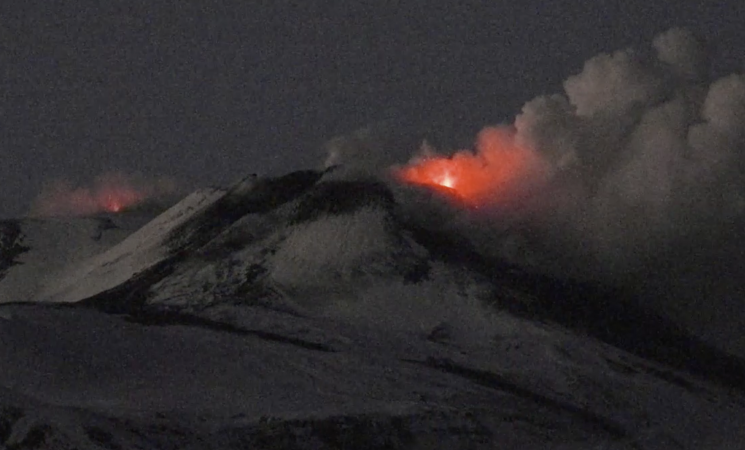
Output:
[1, 301, 744, 449]
[0, 213, 155, 304]
[38, 187, 225, 304]
[2, 169, 745, 448]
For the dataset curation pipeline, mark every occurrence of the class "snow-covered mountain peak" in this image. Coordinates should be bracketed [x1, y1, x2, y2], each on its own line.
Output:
[2, 168, 745, 448]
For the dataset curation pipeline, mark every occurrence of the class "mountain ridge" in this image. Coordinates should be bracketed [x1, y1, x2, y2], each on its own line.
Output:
[30, 168, 739, 394]
[2, 168, 745, 448]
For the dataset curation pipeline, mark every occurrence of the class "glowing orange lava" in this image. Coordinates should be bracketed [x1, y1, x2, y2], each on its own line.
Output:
[105, 200, 122, 213]
[100, 189, 140, 213]
[394, 127, 548, 208]
[31, 176, 151, 217]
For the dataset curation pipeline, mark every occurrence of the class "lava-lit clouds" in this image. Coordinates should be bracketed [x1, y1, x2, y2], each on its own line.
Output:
[393, 127, 550, 209]
[326, 27, 745, 279]
[29, 173, 178, 217]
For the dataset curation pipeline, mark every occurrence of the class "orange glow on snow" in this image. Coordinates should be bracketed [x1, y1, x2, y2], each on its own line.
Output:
[394, 127, 548, 208]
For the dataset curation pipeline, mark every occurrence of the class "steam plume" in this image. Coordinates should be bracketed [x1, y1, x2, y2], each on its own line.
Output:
[327, 28, 745, 279]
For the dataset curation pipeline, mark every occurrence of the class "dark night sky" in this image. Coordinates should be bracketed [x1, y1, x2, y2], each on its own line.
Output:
[1, 1, 743, 218]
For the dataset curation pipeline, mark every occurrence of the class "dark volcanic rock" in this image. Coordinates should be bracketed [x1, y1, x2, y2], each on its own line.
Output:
[0, 221, 30, 280]
[290, 179, 396, 224]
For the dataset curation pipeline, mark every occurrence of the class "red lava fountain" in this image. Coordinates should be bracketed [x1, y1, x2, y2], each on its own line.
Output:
[394, 127, 549, 209]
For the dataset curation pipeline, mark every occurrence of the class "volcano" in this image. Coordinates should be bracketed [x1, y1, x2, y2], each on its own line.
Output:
[1, 168, 744, 449]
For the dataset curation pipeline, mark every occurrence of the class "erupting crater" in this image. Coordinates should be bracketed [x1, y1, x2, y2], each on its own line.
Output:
[393, 127, 549, 209]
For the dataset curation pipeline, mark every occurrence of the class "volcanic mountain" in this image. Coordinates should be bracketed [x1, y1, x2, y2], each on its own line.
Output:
[1, 169, 744, 449]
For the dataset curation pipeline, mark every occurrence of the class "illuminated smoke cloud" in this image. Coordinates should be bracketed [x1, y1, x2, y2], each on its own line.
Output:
[393, 126, 551, 210]
[328, 28, 745, 278]
[29, 173, 179, 218]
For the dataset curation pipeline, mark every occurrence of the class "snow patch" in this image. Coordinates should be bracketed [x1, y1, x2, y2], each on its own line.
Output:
[325, 262, 495, 344]
[270, 206, 397, 287]
[0, 217, 143, 304]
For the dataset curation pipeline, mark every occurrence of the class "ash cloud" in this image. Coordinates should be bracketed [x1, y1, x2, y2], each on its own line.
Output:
[515, 28, 745, 276]
[327, 29, 745, 283]
[339, 27, 745, 356]
[29, 172, 179, 218]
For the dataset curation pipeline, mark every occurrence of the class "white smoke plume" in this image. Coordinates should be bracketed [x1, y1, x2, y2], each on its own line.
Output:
[516, 28, 745, 274]
[326, 28, 745, 283]
[313, 27, 745, 356]
[322, 120, 426, 179]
